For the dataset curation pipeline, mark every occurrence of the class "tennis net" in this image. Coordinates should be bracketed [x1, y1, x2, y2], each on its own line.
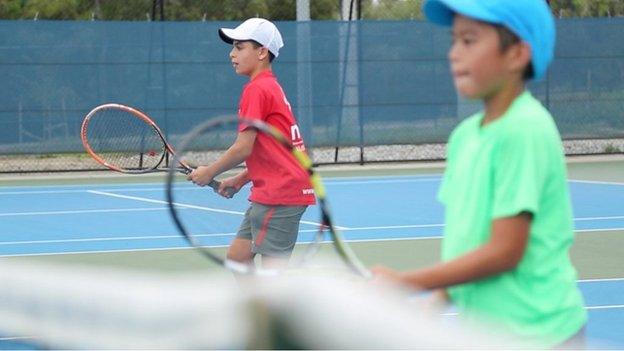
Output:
[0, 260, 516, 349]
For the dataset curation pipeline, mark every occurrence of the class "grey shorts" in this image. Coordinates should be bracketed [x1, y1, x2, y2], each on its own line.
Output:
[236, 203, 307, 258]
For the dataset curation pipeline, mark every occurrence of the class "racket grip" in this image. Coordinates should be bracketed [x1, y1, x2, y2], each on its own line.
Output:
[207, 180, 237, 198]
[207, 180, 221, 191]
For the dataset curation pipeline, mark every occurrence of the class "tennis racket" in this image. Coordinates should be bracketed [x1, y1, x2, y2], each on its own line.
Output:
[81, 103, 222, 191]
[165, 116, 371, 278]
[241, 118, 371, 278]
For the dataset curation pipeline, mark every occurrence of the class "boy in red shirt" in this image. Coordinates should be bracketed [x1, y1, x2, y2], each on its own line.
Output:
[188, 18, 315, 269]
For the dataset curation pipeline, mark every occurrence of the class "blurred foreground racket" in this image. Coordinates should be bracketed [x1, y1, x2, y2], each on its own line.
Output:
[165, 116, 371, 278]
[81, 103, 222, 191]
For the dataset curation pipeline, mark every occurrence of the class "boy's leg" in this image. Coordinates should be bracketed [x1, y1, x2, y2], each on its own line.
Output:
[248, 203, 307, 269]
[228, 206, 255, 264]
[226, 238, 254, 263]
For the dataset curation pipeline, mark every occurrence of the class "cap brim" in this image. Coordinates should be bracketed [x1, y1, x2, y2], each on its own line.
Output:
[218, 28, 251, 44]
[423, 0, 500, 26]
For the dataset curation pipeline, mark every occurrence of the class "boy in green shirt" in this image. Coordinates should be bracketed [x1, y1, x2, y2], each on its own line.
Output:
[372, 0, 587, 347]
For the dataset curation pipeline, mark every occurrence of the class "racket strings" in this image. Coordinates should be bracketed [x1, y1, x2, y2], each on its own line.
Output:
[85, 108, 166, 171]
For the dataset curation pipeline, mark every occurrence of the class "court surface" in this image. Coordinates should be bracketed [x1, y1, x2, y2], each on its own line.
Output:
[1, 160, 623, 348]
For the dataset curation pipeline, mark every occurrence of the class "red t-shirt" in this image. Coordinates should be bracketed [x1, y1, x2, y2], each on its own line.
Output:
[238, 70, 315, 206]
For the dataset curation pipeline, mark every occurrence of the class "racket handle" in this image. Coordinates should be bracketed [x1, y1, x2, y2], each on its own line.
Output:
[207, 180, 238, 198]
[181, 168, 237, 198]
[207, 180, 220, 190]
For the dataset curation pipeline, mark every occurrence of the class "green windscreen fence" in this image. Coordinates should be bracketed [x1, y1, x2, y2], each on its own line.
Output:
[1, 19, 623, 172]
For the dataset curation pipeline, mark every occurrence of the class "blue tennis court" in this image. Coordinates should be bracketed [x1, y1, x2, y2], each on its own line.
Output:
[1, 175, 623, 254]
[1, 174, 623, 348]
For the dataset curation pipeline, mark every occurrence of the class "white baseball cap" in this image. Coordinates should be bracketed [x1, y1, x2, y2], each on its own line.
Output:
[218, 18, 284, 58]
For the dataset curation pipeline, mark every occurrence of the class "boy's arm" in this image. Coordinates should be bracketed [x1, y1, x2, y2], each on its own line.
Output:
[187, 129, 257, 186]
[374, 212, 531, 290]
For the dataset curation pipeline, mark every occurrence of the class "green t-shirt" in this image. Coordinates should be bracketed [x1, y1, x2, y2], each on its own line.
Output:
[438, 91, 586, 347]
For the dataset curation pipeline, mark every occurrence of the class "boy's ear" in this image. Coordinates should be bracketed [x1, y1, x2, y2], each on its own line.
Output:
[258, 47, 270, 61]
[507, 41, 532, 76]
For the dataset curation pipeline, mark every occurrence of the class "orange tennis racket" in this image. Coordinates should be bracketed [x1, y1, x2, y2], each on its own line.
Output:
[80, 103, 223, 190]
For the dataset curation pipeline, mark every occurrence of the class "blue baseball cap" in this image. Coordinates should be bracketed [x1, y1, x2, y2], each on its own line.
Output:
[422, 0, 555, 80]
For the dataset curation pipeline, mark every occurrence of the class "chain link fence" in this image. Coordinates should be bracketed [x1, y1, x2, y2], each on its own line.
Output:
[0, 16, 623, 172]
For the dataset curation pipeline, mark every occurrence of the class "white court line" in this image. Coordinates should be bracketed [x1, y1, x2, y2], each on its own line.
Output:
[0, 228, 325, 246]
[0, 233, 234, 245]
[323, 178, 441, 185]
[3, 198, 622, 229]
[0, 178, 619, 246]
[2, 174, 623, 195]
[342, 224, 444, 231]
[0, 185, 248, 195]
[0, 208, 624, 241]
[325, 174, 443, 181]
[0, 336, 36, 341]
[576, 227, 624, 233]
[0, 173, 441, 188]
[0, 233, 436, 247]
[0, 207, 167, 217]
[569, 179, 624, 186]
[0, 189, 102, 195]
[575, 216, 624, 221]
[586, 305, 624, 310]
[0, 238, 367, 257]
[0, 176, 441, 195]
[343, 236, 443, 243]
[88, 190, 246, 216]
[0, 245, 224, 258]
[339, 222, 624, 233]
[303, 226, 624, 245]
[87, 190, 334, 229]
[578, 277, 624, 283]
[442, 304, 624, 316]
[0, 228, 334, 257]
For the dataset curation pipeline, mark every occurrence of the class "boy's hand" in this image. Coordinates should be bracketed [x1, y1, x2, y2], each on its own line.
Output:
[217, 177, 240, 199]
[187, 166, 215, 187]
[421, 289, 450, 316]
[370, 265, 405, 285]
